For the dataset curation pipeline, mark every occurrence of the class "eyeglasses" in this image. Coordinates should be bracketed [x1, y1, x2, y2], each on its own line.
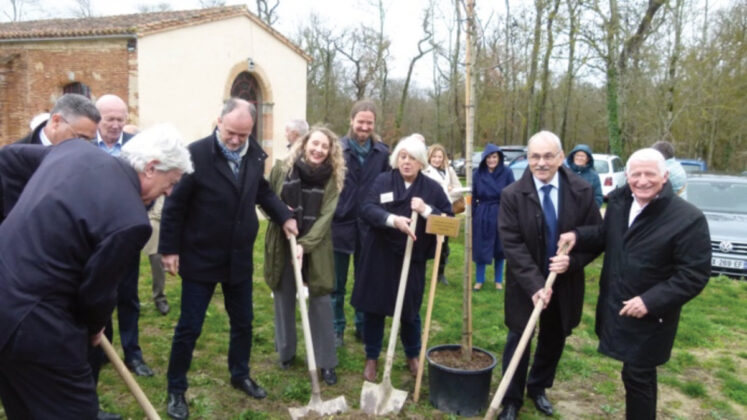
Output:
[528, 152, 560, 162]
[60, 116, 95, 141]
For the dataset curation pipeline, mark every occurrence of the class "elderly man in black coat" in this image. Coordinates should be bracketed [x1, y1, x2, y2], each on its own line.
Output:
[497, 130, 603, 420]
[159, 98, 298, 420]
[558, 148, 711, 420]
[0, 126, 193, 420]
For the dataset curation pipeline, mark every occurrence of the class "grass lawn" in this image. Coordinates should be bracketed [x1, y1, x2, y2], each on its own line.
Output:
[4, 218, 745, 419]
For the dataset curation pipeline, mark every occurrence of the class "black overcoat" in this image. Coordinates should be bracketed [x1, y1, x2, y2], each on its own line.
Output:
[351, 170, 452, 321]
[159, 133, 291, 284]
[331, 136, 390, 254]
[0, 139, 151, 367]
[499, 166, 603, 334]
[576, 183, 711, 367]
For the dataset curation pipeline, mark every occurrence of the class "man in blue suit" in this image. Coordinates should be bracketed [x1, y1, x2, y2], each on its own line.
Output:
[0, 125, 193, 419]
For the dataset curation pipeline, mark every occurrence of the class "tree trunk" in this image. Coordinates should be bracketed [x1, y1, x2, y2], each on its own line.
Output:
[524, 0, 545, 140]
[559, 0, 579, 145]
[537, 0, 561, 131]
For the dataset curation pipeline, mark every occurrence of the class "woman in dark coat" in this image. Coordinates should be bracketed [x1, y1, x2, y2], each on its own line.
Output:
[351, 135, 452, 382]
[264, 126, 346, 385]
[565, 144, 603, 207]
[472, 143, 515, 290]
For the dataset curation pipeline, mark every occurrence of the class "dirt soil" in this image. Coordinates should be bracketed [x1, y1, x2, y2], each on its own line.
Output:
[429, 347, 494, 370]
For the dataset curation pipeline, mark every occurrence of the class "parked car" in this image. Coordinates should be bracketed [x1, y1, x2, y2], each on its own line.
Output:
[452, 151, 483, 177]
[593, 153, 626, 200]
[685, 173, 747, 279]
[676, 158, 708, 173]
[501, 145, 527, 165]
[509, 156, 528, 181]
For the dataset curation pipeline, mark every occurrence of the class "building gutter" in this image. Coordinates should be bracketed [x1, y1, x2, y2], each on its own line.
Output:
[0, 34, 137, 44]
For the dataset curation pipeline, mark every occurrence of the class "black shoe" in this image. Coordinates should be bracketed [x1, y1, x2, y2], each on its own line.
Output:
[498, 403, 519, 420]
[320, 368, 337, 385]
[334, 332, 344, 348]
[126, 358, 154, 377]
[437, 274, 448, 285]
[167, 392, 189, 420]
[231, 377, 267, 399]
[97, 409, 122, 420]
[280, 355, 295, 370]
[156, 300, 170, 315]
[530, 393, 554, 416]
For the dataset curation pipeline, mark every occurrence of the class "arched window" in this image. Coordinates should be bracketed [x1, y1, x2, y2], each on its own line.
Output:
[62, 82, 91, 99]
[230, 71, 262, 140]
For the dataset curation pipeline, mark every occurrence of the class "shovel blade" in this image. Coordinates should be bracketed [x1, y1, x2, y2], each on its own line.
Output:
[288, 395, 348, 419]
[360, 380, 408, 416]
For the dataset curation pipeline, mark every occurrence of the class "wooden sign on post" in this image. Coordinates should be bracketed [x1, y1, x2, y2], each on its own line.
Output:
[425, 214, 461, 238]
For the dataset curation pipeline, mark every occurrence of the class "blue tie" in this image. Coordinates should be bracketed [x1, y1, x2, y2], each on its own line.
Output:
[541, 184, 558, 261]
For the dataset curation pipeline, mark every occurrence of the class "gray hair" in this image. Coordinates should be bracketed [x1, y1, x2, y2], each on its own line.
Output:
[625, 148, 667, 175]
[51, 93, 101, 124]
[121, 123, 194, 174]
[527, 130, 562, 152]
[222, 97, 257, 122]
[389, 135, 428, 168]
[285, 119, 309, 136]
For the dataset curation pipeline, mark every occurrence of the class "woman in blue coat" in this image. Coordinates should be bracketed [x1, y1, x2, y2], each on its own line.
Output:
[472, 143, 515, 290]
[565, 144, 603, 207]
[351, 136, 452, 382]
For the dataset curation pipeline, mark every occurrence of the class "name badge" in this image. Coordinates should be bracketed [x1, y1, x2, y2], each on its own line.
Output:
[380, 192, 394, 203]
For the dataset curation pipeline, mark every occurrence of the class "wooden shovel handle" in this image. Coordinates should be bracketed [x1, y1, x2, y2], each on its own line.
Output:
[100, 335, 161, 420]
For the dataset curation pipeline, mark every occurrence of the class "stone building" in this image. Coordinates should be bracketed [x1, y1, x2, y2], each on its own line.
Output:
[0, 5, 309, 170]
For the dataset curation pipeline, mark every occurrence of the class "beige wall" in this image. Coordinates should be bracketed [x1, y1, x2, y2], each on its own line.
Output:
[136, 15, 307, 166]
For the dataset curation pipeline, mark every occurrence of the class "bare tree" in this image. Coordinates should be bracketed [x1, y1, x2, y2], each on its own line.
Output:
[559, 0, 582, 143]
[137, 3, 173, 13]
[70, 0, 94, 18]
[394, 9, 434, 134]
[199, 0, 226, 8]
[523, 0, 545, 142]
[3, 0, 39, 22]
[536, 0, 561, 131]
[335, 27, 389, 102]
[255, 0, 279, 26]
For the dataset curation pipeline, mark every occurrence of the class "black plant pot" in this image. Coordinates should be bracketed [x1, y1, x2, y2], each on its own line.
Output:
[426, 344, 497, 417]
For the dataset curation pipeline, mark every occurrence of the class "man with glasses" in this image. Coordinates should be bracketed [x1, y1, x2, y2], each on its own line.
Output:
[495, 131, 602, 420]
[15, 93, 98, 145]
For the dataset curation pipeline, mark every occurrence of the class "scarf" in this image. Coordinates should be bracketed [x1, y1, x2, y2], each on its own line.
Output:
[281, 158, 333, 237]
[216, 136, 246, 179]
[348, 137, 372, 165]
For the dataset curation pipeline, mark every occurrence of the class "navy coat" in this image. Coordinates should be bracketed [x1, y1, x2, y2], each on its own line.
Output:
[351, 170, 452, 321]
[565, 144, 603, 207]
[159, 133, 291, 284]
[0, 139, 151, 368]
[331, 136, 390, 254]
[472, 143, 515, 264]
[499, 166, 602, 334]
[576, 183, 710, 367]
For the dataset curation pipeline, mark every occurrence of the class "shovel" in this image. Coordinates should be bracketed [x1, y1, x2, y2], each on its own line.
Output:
[483, 246, 568, 420]
[360, 210, 418, 416]
[99, 335, 161, 420]
[286, 234, 348, 419]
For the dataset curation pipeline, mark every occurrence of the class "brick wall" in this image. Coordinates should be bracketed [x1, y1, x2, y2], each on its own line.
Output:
[0, 38, 135, 145]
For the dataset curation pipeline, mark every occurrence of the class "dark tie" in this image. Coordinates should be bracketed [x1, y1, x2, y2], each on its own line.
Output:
[541, 184, 558, 261]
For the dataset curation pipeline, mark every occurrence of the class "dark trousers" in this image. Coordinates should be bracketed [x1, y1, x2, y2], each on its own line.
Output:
[89, 255, 142, 382]
[332, 250, 364, 335]
[0, 345, 98, 419]
[167, 277, 254, 394]
[437, 237, 450, 277]
[149, 253, 167, 304]
[362, 312, 422, 360]
[501, 296, 566, 407]
[622, 363, 657, 420]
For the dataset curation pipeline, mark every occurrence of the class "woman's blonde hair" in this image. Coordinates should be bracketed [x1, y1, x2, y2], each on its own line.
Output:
[284, 125, 347, 191]
[427, 143, 449, 170]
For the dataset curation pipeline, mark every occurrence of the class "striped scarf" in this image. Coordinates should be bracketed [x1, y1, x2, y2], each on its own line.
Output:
[281, 159, 332, 237]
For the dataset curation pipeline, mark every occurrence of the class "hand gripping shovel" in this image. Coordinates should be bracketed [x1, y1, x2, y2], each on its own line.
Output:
[360, 210, 418, 415]
[483, 246, 568, 420]
[286, 235, 348, 419]
[100, 335, 161, 420]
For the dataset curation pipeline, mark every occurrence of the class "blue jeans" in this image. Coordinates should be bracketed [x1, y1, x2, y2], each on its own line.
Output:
[331, 251, 364, 335]
[475, 259, 505, 284]
[167, 278, 253, 393]
[362, 312, 422, 360]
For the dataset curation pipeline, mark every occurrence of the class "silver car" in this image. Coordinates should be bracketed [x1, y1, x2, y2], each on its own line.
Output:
[686, 174, 747, 279]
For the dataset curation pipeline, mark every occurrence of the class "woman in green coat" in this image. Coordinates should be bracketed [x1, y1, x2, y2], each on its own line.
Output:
[264, 126, 346, 385]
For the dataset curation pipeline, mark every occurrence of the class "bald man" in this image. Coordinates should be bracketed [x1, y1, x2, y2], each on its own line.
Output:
[94, 94, 129, 155]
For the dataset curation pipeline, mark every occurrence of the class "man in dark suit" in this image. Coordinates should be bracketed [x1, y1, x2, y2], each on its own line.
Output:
[559, 148, 710, 420]
[497, 131, 603, 420]
[0, 126, 193, 419]
[84, 94, 152, 420]
[159, 98, 298, 420]
[15, 93, 99, 146]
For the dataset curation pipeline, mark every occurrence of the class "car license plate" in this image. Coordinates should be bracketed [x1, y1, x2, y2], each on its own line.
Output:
[712, 257, 745, 269]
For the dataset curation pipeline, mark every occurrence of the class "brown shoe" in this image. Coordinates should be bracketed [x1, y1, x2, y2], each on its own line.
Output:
[407, 358, 419, 376]
[363, 359, 378, 381]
